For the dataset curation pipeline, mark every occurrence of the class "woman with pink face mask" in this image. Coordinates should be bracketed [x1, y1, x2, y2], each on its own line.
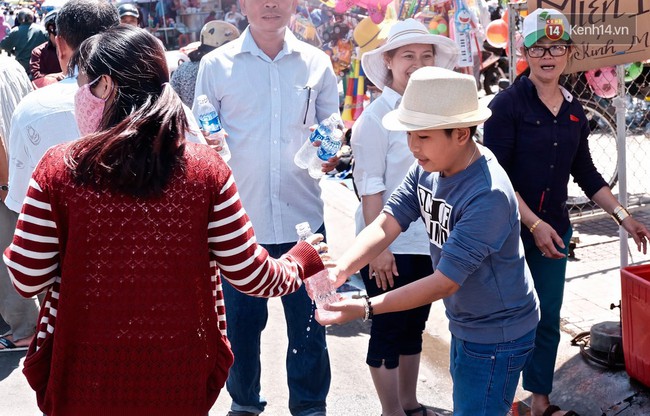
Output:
[3, 24, 328, 416]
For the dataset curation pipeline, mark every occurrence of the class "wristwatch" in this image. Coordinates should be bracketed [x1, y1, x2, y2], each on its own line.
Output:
[0, 185, 8, 191]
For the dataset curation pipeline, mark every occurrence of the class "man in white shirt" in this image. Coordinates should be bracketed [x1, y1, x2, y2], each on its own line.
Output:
[6, 0, 202, 213]
[0, 55, 35, 351]
[1, 0, 118, 353]
[193, 0, 339, 413]
[5, 0, 119, 213]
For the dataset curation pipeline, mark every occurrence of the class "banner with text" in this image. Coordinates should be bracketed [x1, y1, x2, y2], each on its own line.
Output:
[527, 0, 650, 73]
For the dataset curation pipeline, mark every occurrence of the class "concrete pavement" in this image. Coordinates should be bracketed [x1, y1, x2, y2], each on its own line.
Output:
[1, 178, 649, 415]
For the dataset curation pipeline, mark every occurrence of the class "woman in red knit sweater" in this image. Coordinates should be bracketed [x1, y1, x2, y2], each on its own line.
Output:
[3, 25, 326, 416]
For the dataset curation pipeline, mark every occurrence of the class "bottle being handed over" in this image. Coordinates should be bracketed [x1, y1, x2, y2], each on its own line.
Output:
[196, 94, 231, 162]
[294, 113, 342, 169]
[295, 222, 341, 309]
[307, 128, 343, 179]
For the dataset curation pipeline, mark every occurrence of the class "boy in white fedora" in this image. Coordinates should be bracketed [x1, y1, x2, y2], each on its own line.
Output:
[319, 66, 540, 416]
[350, 17, 459, 416]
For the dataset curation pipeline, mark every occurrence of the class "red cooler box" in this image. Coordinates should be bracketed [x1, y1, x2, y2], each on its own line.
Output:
[621, 264, 650, 387]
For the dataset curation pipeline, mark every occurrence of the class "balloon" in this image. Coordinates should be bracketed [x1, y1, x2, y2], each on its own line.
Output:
[427, 15, 448, 36]
[516, 58, 528, 75]
[502, 9, 508, 26]
[485, 19, 508, 49]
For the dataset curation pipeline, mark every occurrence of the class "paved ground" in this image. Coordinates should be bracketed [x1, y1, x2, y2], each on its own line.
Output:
[1, 178, 649, 415]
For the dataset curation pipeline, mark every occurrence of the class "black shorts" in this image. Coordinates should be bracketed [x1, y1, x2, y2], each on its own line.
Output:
[361, 253, 434, 369]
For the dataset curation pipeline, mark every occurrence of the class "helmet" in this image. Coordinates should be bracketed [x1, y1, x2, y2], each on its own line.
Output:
[117, 3, 139, 19]
[200, 20, 240, 48]
[16, 8, 34, 24]
[43, 10, 57, 32]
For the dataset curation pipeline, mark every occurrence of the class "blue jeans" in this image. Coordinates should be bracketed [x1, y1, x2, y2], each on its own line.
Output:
[223, 228, 330, 416]
[450, 328, 536, 416]
[522, 227, 573, 395]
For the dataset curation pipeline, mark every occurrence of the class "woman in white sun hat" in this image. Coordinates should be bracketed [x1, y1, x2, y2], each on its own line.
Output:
[484, 8, 650, 416]
[349, 18, 458, 416]
[321, 66, 539, 416]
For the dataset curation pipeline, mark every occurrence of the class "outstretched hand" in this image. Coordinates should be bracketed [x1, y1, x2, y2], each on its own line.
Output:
[315, 297, 364, 326]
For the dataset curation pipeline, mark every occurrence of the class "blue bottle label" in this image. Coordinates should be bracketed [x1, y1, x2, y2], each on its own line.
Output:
[198, 111, 222, 134]
[316, 137, 341, 160]
[309, 126, 328, 143]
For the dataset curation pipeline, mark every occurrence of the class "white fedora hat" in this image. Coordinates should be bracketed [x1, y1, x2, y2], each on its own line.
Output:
[382, 67, 492, 131]
[361, 18, 459, 90]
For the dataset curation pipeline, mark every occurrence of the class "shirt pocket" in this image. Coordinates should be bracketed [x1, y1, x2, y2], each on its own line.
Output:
[294, 85, 319, 127]
[520, 115, 550, 157]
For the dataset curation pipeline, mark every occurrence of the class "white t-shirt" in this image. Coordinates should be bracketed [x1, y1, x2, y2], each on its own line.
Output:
[6, 77, 80, 213]
[6, 77, 204, 213]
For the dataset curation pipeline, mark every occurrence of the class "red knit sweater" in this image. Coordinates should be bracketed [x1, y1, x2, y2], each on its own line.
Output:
[3, 142, 324, 416]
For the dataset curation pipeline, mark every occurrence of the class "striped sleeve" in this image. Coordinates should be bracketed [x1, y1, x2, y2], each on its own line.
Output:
[208, 173, 305, 297]
[3, 177, 61, 298]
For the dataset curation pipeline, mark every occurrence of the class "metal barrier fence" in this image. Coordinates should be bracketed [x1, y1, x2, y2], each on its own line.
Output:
[504, 3, 650, 220]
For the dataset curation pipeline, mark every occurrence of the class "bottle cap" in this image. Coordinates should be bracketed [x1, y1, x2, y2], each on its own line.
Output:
[295, 222, 312, 238]
[197, 94, 209, 104]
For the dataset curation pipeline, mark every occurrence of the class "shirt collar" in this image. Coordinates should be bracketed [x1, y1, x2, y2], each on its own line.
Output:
[521, 75, 574, 103]
[239, 26, 300, 61]
[380, 86, 402, 109]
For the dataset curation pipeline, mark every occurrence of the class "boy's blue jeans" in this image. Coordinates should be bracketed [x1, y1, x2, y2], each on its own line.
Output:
[450, 328, 536, 416]
[222, 236, 330, 416]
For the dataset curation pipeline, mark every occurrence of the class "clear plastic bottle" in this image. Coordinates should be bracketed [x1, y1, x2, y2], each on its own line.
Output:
[307, 129, 343, 179]
[294, 114, 342, 169]
[295, 222, 340, 309]
[196, 94, 231, 162]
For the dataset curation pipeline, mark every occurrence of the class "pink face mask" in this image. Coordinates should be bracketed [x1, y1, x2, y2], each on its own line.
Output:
[74, 76, 110, 136]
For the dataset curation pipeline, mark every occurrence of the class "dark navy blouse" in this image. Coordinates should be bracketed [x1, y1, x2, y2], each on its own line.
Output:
[483, 76, 608, 244]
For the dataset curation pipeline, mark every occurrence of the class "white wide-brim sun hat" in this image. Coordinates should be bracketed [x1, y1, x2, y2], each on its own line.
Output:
[383, 66, 492, 131]
[361, 18, 459, 90]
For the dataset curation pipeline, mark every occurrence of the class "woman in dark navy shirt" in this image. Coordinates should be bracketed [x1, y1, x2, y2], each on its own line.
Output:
[484, 8, 650, 416]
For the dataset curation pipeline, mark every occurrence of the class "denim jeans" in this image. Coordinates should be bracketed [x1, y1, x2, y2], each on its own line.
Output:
[223, 228, 330, 416]
[450, 328, 536, 416]
[522, 227, 572, 395]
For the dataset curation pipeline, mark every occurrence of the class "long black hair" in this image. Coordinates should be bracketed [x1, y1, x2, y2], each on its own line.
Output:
[65, 25, 188, 198]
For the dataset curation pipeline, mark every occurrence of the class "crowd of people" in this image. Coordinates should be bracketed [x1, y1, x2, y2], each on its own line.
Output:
[1, 1, 649, 416]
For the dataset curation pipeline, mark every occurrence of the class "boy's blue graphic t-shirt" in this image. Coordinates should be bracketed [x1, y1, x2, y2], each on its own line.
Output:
[384, 147, 539, 344]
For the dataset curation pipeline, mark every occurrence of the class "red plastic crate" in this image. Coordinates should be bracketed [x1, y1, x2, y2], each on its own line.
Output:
[621, 264, 650, 388]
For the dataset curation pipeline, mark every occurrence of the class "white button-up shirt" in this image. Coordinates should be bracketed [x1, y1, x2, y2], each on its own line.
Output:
[194, 28, 340, 244]
[351, 87, 430, 255]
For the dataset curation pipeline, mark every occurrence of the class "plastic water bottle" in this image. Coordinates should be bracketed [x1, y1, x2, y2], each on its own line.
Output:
[307, 129, 343, 179]
[294, 114, 342, 169]
[295, 222, 340, 309]
[196, 94, 231, 162]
